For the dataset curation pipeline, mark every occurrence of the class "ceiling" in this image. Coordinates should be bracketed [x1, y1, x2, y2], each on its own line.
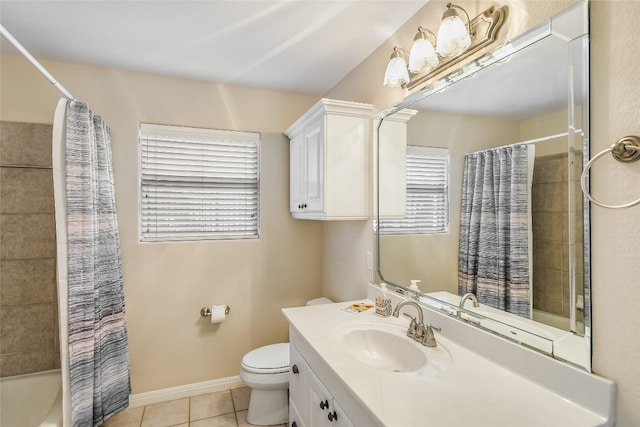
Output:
[0, 0, 428, 95]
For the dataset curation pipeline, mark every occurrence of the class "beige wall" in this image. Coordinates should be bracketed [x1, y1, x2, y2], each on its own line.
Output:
[590, 1, 640, 424]
[325, 0, 640, 424]
[0, 56, 324, 393]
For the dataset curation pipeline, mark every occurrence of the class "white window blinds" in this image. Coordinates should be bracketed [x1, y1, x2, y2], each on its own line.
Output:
[379, 146, 449, 234]
[139, 123, 260, 241]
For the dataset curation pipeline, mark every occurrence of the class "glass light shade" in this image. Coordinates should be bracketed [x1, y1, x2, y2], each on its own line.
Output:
[409, 37, 439, 74]
[436, 14, 471, 57]
[383, 55, 410, 87]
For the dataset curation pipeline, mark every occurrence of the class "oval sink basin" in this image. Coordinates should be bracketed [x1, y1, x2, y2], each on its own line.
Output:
[337, 327, 427, 373]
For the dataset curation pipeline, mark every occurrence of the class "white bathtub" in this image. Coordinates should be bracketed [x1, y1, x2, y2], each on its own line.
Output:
[0, 369, 63, 427]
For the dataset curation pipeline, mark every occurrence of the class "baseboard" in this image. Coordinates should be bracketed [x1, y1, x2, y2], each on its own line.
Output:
[129, 376, 245, 408]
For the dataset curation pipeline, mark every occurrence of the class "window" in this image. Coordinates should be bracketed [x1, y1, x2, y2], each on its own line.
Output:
[139, 123, 260, 241]
[379, 146, 448, 234]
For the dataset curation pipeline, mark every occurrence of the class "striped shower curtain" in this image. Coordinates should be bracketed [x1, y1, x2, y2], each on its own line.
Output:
[458, 144, 533, 318]
[53, 99, 130, 427]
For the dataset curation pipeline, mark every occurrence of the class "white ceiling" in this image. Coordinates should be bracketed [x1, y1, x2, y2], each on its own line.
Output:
[0, 0, 428, 95]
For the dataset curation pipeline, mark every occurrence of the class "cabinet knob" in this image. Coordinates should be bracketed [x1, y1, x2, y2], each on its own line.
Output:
[303, 203, 307, 208]
[291, 364, 299, 374]
[328, 411, 338, 422]
[319, 399, 329, 410]
[292, 422, 298, 427]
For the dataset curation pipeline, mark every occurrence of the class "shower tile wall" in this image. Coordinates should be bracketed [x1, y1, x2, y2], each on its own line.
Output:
[532, 153, 583, 320]
[0, 121, 59, 377]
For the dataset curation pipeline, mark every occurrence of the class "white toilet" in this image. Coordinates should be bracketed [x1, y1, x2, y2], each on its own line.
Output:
[240, 297, 332, 425]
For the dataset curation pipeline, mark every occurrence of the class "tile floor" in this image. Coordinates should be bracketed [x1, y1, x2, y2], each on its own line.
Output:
[103, 386, 287, 427]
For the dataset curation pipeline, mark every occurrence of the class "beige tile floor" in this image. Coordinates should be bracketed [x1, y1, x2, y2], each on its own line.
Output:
[103, 386, 287, 427]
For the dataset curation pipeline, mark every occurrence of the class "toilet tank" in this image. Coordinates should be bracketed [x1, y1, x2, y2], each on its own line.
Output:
[306, 297, 333, 306]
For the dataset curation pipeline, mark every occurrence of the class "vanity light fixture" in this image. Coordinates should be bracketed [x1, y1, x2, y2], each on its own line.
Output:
[409, 27, 439, 74]
[436, 3, 472, 57]
[383, 3, 507, 90]
[383, 47, 410, 87]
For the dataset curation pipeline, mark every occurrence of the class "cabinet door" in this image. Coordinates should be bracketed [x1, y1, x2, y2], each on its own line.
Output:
[289, 345, 307, 420]
[303, 118, 324, 212]
[290, 400, 307, 427]
[308, 370, 332, 427]
[331, 399, 355, 427]
[290, 133, 305, 212]
[376, 117, 408, 218]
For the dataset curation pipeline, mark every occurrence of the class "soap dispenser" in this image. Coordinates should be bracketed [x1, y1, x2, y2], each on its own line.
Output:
[409, 279, 421, 300]
[375, 283, 392, 317]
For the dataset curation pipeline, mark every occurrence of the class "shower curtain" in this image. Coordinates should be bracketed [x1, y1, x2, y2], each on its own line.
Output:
[53, 99, 130, 427]
[458, 144, 534, 318]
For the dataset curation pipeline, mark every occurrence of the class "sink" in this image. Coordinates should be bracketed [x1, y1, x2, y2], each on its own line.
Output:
[330, 320, 455, 375]
[338, 327, 427, 372]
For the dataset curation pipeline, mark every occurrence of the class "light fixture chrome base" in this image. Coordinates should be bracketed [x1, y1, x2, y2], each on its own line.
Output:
[407, 5, 507, 91]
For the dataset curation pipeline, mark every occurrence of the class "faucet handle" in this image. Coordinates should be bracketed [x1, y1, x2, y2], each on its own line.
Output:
[414, 322, 426, 342]
[421, 324, 441, 347]
[404, 314, 418, 339]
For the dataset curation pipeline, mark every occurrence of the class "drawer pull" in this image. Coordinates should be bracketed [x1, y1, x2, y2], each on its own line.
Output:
[291, 364, 299, 374]
[319, 399, 329, 410]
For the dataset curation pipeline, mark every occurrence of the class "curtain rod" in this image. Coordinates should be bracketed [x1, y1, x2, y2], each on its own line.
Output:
[0, 24, 75, 100]
[516, 131, 570, 146]
[467, 130, 584, 156]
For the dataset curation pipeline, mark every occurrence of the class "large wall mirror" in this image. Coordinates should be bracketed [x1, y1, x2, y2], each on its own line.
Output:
[375, 1, 591, 370]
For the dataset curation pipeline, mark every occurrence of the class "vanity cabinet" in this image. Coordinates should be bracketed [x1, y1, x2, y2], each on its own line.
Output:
[289, 343, 355, 427]
[285, 98, 374, 220]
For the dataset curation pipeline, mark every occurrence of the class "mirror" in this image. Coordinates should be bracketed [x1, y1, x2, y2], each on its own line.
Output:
[375, 2, 591, 370]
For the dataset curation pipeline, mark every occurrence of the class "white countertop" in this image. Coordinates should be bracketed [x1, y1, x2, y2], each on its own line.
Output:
[283, 299, 614, 427]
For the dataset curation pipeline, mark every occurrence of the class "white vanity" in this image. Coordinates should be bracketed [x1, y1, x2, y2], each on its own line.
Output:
[282, 284, 615, 427]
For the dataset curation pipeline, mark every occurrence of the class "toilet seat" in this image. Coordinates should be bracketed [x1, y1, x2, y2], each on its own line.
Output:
[241, 343, 289, 374]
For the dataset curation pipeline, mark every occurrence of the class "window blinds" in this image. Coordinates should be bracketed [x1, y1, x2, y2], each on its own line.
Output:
[380, 146, 448, 234]
[139, 123, 260, 241]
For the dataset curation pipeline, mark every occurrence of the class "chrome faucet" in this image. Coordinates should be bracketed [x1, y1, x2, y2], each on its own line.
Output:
[458, 292, 479, 318]
[392, 300, 424, 340]
[460, 292, 479, 308]
[392, 300, 440, 347]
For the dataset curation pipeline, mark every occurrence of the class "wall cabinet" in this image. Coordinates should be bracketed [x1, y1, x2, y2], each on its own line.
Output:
[289, 343, 354, 427]
[285, 98, 374, 220]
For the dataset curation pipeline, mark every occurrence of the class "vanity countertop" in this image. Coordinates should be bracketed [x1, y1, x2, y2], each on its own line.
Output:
[282, 300, 613, 427]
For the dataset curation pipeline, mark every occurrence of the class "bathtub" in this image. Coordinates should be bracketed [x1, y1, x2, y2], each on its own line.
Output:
[0, 369, 63, 427]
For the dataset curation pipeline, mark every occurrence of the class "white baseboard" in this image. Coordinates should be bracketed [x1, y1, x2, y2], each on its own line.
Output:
[129, 376, 245, 408]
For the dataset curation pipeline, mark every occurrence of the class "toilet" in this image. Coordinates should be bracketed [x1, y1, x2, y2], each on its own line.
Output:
[240, 297, 333, 425]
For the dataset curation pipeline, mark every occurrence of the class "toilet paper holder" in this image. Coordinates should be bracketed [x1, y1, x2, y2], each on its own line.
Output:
[200, 305, 230, 317]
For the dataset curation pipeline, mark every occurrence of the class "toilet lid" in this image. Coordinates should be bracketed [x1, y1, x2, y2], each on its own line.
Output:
[241, 343, 290, 374]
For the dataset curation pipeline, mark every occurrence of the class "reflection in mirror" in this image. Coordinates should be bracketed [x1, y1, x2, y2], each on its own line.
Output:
[375, 2, 590, 370]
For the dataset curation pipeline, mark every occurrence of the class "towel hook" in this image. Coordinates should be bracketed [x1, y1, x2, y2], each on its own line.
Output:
[580, 135, 640, 209]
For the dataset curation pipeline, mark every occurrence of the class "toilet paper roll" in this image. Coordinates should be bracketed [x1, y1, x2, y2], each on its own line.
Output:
[210, 305, 227, 324]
